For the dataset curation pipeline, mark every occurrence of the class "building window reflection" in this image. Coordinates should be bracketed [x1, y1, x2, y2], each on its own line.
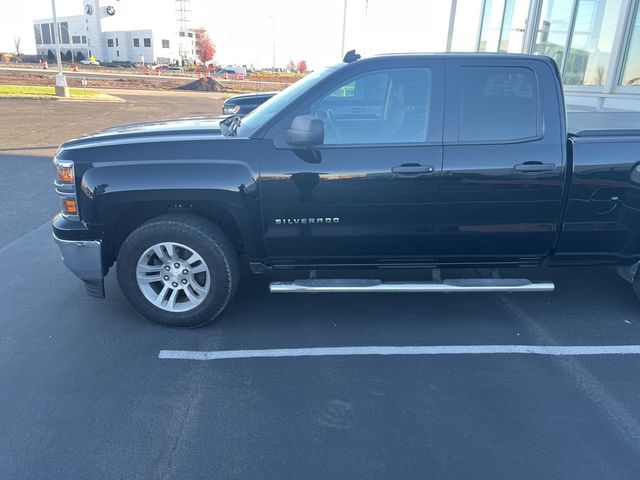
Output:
[479, 0, 504, 51]
[534, 0, 573, 67]
[620, 4, 640, 86]
[564, 0, 622, 85]
[534, 0, 624, 86]
[479, 0, 529, 52]
[473, 0, 640, 105]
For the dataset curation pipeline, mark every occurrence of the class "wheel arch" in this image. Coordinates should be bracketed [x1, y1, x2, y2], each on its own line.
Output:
[78, 161, 264, 269]
[100, 199, 261, 269]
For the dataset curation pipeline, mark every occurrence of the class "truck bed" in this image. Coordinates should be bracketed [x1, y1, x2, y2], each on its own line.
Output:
[568, 112, 640, 137]
[554, 113, 640, 263]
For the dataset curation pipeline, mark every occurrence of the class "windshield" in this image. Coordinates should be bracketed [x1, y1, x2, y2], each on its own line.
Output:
[235, 66, 336, 136]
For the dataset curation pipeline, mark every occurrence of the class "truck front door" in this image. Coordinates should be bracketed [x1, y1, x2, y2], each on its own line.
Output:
[437, 59, 566, 262]
[259, 60, 444, 265]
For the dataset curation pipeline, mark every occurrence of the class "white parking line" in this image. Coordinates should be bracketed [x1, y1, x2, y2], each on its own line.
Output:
[159, 345, 640, 361]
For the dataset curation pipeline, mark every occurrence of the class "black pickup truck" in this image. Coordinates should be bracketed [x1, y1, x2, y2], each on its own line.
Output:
[52, 52, 640, 327]
[222, 91, 277, 115]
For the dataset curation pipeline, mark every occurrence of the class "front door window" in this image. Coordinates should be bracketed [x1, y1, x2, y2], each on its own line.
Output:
[309, 68, 433, 145]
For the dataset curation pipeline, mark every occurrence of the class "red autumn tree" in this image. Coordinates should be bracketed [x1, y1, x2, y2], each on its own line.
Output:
[194, 27, 216, 64]
[297, 60, 307, 73]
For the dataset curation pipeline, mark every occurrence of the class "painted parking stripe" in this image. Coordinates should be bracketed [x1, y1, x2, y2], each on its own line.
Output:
[159, 345, 640, 361]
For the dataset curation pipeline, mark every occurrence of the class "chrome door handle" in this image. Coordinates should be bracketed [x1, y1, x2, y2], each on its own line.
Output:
[392, 164, 435, 174]
[514, 162, 557, 172]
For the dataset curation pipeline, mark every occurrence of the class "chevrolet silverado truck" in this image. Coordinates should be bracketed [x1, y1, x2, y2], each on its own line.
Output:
[52, 52, 640, 327]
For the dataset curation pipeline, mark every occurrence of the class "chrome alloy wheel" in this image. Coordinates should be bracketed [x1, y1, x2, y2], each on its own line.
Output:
[135, 242, 211, 312]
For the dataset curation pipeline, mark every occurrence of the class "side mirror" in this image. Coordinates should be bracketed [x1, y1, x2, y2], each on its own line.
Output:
[286, 115, 324, 147]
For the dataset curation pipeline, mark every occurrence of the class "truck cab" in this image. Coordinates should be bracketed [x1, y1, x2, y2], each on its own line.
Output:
[248, 54, 566, 265]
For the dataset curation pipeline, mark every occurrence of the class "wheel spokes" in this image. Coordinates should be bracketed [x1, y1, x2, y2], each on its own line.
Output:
[153, 284, 170, 307]
[191, 263, 207, 274]
[190, 281, 208, 297]
[138, 264, 163, 273]
[167, 288, 179, 309]
[137, 272, 162, 284]
[137, 241, 211, 313]
[186, 252, 204, 266]
[152, 244, 171, 263]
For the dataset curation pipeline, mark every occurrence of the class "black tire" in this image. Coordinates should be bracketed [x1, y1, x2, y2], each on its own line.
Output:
[116, 214, 239, 327]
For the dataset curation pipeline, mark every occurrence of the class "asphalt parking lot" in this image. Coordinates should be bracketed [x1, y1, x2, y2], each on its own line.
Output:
[2, 92, 640, 479]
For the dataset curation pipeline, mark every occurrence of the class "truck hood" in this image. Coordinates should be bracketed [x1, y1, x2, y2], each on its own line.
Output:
[225, 92, 277, 102]
[59, 116, 227, 150]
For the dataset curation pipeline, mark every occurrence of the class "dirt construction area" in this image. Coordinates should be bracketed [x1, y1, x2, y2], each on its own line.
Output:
[0, 66, 293, 92]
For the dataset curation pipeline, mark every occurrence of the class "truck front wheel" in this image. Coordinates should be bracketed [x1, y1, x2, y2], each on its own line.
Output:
[116, 214, 239, 327]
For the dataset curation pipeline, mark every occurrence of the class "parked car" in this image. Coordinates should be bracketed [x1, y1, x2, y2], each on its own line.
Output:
[80, 59, 99, 65]
[52, 52, 640, 327]
[222, 92, 277, 115]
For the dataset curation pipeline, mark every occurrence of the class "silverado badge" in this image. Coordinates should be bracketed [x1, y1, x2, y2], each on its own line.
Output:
[275, 217, 340, 225]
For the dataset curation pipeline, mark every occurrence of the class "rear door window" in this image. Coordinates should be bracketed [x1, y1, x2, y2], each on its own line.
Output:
[458, 67, 539, 143]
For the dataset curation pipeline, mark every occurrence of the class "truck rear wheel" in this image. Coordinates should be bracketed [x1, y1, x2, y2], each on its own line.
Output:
[116, 214, 239, 327]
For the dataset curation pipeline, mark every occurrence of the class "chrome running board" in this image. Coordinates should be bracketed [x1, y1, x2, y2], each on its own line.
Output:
[269, 278, 555, 293]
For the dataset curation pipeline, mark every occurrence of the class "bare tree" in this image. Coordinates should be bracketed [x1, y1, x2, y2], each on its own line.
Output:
[14, 36, 21, 60]
[594, 65, 605, 86]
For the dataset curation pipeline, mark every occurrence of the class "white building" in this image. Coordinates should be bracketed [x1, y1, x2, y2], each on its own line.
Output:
[33, 0, 196, 65]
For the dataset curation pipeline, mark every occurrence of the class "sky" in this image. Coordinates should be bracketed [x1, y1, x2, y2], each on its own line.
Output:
[0, 0, 482, 69]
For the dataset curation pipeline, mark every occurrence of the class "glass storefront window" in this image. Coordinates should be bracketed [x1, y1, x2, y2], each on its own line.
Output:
[451, 0, 485, 51]
[535, 0, 623, 86]
[563, 0, 623, 85]
[479, 0, 504, 51]
[479, 0, 529, 52]
[534, 0, 574, 67]
[498, 0, 529, 52]
[620, 5, 640, 86]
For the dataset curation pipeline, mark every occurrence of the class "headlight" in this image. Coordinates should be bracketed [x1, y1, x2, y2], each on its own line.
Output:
[55, 159, 74, 184]
[54, 157, 79, 220]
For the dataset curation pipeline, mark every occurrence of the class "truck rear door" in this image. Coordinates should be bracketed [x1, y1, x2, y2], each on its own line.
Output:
[437, 58, 566, 262]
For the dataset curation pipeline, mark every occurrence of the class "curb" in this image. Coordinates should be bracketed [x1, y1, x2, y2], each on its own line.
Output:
[0, 94, 125, 103]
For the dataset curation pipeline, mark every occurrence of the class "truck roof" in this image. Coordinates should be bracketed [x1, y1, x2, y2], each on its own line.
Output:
[370, 52, 557, 63]
[331, 52, 560, 71]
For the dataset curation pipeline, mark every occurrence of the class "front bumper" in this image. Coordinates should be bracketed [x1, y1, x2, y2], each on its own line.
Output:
[53, 232, 105, 298]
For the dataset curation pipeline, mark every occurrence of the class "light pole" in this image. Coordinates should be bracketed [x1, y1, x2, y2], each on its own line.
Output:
[341, 0, 348, 57]
[51, 0, 68, 97]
